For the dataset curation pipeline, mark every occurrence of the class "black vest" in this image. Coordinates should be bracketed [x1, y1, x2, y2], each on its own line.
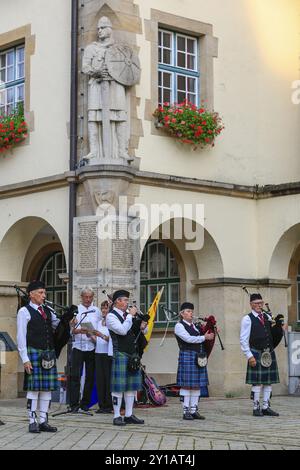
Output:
[248, 312, 274, 351]
[175, 320, 202, 353]
[109, 310, 136, 355]
[26, 304, 55, 351]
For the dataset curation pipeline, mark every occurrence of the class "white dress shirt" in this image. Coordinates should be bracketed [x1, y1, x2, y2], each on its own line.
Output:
[72, 303, 101, 352]
[106, 308, 133, 336]
[240, 310, 272, 359]
[17, 302, 60, 364]
[95, 321, 113, 356]
[174, 320, 206, 344]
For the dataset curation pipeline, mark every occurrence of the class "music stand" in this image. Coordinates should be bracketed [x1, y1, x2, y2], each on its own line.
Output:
[52, 312, 94, 418]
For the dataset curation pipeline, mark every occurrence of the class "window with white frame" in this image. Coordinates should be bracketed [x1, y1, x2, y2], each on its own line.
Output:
[140, 240, 180, 326]
[158, 29, 199, 106]
[0, 45, 25, 116]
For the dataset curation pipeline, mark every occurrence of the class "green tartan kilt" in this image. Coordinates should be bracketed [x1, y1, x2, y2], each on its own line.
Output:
[246, 349, 280, 385]
[24, 347, 58, 392]
[111, 351, 142, 393]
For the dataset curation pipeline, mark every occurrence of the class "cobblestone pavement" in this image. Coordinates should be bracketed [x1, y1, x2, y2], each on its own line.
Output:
[0, 396, 299, 450]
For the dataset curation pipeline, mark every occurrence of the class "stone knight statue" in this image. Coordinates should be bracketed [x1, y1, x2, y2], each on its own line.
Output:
[82, 16, 140, 165]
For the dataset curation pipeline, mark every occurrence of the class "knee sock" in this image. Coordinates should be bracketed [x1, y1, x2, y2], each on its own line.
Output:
[180, 389, 191, 412]
[26, 391, 39, 424]
[252, 386, 262, 409]
[124, 392, 135, 418]
[190, 390, 200, 414]
[112, 392, 123, 419]
[39, 392, 52, 424]
[262, 386, 272, 410]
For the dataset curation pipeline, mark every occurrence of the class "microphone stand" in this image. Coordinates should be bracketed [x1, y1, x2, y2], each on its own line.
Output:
[52, 310, 95, 418]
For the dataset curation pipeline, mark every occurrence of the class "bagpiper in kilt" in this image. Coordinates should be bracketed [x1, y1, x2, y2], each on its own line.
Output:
[17, 280, 60, 433]
[106, 290, 144, 427]
[174, 302, 215, 421]
[240, 293, 281, 417]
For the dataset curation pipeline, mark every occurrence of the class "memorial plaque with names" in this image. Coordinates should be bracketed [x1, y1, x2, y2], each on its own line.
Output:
[78, 221, 98, 271]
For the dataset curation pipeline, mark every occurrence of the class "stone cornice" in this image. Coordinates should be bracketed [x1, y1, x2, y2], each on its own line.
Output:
[1, 166, 300, 201]
[191, 278, 292, 288]
[0, 172, 75, 200]
[0, 282, 27, 297]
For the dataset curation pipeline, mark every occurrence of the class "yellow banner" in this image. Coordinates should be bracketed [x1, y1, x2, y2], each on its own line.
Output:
[144, 287, 165, 350]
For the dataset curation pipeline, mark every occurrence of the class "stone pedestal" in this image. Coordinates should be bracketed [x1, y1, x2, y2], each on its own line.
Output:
[0, 282, 23, 399]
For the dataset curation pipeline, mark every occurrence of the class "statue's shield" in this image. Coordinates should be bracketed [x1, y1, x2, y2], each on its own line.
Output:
[106, 44, 141, 86]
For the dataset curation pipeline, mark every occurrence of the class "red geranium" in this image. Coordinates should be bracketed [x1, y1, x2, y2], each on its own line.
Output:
[0, 104, 28, 153]
[153, 100, 224, 148]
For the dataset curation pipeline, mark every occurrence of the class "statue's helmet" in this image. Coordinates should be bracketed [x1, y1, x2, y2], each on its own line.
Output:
[98, 16, 112, 29]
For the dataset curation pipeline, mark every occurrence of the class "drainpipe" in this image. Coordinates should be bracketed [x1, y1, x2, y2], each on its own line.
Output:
[68, 0, 78, 304]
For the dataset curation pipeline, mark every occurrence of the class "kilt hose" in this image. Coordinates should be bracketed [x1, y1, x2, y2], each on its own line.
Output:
[246, 349, 280, 385]
[24, 347, 58, 392]
[111, 351, 142, 393]
[177, 350, 209, 389]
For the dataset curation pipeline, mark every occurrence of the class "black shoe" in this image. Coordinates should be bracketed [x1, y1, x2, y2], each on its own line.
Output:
[113, 416, 126, 426]
[29, 422, 41, 433]
[191, 412, 206, 420]
[96, 408, 105, 414]
[79, 405, 90, 412]
[124, 415, 144, 425]
[183, 412, 194, 421]
[262, 407, 279, 417]
[0, 420, 4, 425]
[253, 408, 264, 417]
[39, 422, 57, 433]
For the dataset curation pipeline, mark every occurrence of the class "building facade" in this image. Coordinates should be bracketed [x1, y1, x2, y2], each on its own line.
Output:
[0, 0, 300, 398]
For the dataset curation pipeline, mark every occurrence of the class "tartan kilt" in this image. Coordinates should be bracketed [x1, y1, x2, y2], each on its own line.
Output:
[24, 347, 58, 392]
[111, 351, 142, 393]
[246, 349, 280, 385]
[177, 350, 209, 388]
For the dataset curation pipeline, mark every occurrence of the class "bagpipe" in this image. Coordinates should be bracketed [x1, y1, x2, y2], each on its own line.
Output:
[160, 306, 225, 356]
[242, 286, 287, 348]
[14, 285, 79, 358]
[102, 289, 150, 356]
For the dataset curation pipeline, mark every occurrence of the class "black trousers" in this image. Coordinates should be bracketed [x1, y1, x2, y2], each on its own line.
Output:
[95, 353, 112, 410]
[70, 348, 95, 408]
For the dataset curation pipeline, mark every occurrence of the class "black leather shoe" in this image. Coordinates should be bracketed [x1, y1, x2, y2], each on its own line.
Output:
[262, 407, 279, 417]
[0, 420, 4, 425]
[39, 422, 57, 433]
[124, 415, 144, 425]
[192, 412, 206, 420]
[113, 416, 126, 426]
[253, 408, 264, 417]
[29, 422, 41, 433]
[183, 412, 194, 420]
[69, 405, 80, 413]
[79, 405, 90, 412]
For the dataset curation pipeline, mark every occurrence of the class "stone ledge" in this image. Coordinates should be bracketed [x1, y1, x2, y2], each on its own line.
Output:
[191, 277, 292, 288]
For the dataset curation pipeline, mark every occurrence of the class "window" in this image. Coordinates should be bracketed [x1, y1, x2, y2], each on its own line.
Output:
[40, 252, 67, 315]
[140, 241, 180, 326]
[158, 30, 199, 106]
[0, 45, 25, 115]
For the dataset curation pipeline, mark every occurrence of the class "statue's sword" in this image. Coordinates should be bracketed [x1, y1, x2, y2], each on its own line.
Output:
[101, 55, 112, 161]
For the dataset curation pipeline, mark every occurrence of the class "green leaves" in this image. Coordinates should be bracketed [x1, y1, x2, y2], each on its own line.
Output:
[0, 103, 28, 153]
[153, 101, 224, 149]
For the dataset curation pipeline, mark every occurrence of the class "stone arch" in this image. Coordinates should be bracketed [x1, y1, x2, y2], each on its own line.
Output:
[269, 223, 300, 280]
[0, 217, 66, 282]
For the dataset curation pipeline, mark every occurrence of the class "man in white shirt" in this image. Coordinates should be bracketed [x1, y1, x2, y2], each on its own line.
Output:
[17, 280, 60, 434]
[106, 290, 145, 426]
[175, 302, 214, 420]
[240, 293, 282, 417]
[69, 286, 101, 412]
